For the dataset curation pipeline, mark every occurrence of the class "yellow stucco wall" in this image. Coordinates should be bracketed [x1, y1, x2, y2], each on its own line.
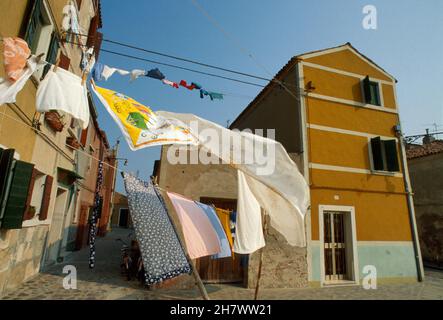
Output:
[304, 47, 393, 82]
[310, 188, 412, 241]
[301, 47, 411, 243]
[306, 98, 398, 137]
[382, 83, 396, 109]
[0, 0, 38, 161]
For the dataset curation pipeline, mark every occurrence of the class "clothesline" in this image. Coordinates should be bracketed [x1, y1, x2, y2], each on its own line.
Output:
[64, 31, 298, 88]
[0, 105, 124, 174]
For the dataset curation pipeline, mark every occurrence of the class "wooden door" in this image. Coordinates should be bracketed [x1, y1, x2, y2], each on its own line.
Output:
[323, 211, 347, 281]
[119, 208, 129, 227]
[197, 197, 244, 283]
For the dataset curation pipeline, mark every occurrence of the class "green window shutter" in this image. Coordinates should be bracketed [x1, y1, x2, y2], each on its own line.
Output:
[384, 140, 400, 172]
[42, 31, 60, 77]
[24, 0, 42, 53]
[363, 76, 372, 104]
[369, 82, 381, 106]
[0, 149, 16, 208]
[370, 137, 384, 171]
[1, 161, 34, 229]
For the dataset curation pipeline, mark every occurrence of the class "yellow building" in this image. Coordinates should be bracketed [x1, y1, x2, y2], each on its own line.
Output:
[231, 43, 424, 286]
[0, 0, 102, 295]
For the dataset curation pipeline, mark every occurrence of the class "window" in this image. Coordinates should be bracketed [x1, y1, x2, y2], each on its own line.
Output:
[362, 76, 381, 106]
[370, 137, 400, 172]
[0, 159, 34, 229]
[23, 0, 57, 79]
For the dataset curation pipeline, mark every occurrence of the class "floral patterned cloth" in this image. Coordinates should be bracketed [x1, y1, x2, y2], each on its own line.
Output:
[123, 173, 191, 285]
[88, 161, 104, 268]
[2, 37, 31, 82]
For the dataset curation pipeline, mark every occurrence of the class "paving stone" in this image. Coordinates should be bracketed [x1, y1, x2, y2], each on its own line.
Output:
[1, 228, 442, 300]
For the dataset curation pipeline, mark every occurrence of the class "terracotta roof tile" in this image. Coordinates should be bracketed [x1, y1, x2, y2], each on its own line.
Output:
[406, 140, 443, 159]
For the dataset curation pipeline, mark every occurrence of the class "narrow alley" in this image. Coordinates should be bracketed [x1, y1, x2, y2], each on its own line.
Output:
[1, 228, 442, 300]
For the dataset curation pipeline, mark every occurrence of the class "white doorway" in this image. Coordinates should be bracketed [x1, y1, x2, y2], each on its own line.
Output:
[43, 187, 69, 266]
[319, 205, 359, 286]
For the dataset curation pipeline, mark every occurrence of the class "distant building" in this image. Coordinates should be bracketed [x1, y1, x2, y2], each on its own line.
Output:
[0, 0, 112, 296]
[110, 192, 131, 228]
[154, 43, 424, 288]
[407, 138, 443, 269]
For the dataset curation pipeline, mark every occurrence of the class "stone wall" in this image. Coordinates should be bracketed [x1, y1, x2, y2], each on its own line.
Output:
[408, 153, 443, 267]
[247, 221, 308, 289]
[156, 146, 309, 288]
[0, 226, 48, 297]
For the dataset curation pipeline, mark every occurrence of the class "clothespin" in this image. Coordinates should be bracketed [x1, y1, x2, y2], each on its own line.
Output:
[81, 71, 89, 86]
[53, 56, 60, 72]
[35, 53, 45, 63]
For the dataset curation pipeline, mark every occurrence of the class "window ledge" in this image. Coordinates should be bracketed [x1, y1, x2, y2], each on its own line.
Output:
[22, 217, 51, 228]
[371, 170, 400, 177]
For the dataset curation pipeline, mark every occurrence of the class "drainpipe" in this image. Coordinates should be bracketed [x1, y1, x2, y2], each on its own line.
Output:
[396, 127, 425, 281]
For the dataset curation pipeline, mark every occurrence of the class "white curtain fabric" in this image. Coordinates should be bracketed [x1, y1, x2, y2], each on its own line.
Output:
[234, 170, 265, 254]
[156, 111, 310, 247]
[0, 56, 42, 105]
[36, 65, 90, 129]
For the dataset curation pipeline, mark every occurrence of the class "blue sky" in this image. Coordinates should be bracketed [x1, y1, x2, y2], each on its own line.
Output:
[93, 0, 443, 193]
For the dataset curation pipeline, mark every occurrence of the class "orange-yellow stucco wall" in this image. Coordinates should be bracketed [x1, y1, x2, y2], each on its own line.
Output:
[301, 48, 412, 243]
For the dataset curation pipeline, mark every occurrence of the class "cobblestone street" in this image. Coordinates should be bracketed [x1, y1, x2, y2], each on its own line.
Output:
[1, 228, 442, 300]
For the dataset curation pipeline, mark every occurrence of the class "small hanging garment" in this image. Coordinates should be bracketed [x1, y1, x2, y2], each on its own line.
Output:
[146, 68, 165, 80]
[36, 65, 90, 129]
[215, 208, 234, 250]
[130, 69, 147, 82]
[200, 89, 208, 99]
[162, 79, 179, 88]
[191, 82, 202, 90]
[92, 62, 105, 82]
[233, 170, 265, 254]
[0, 56, 42, 105]
[200, 89, 223, 101]
[167, 192, 221, 259]
[2, 37, 31, 82]
[123, 174, 192, 285]
[101, 65, 130, 81]
[179, 80, 196, 90]
[209, 92, 223, 100]
[80, 47, 95, 72]
[88, 160, 104, 268]
[195, 202, 232, 259]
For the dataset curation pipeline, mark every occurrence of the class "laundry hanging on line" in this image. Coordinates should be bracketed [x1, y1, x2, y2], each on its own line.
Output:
[2, 37, 31, 82]
[196, 202, 232, 259]
[234, 170, 265, 254]
[91, 84, 197, 150]
[130, 69, 147, 82]
[146, 68, 165, 80]
[156, 111, 310, 248]
[0, 55, 44, 105]
[162, 79, 179, 89]
[167, 192, 221, 259]
[123, 173, 192, 285]
[36, 65, 90, 129]
[215, 208, 234, 251]
[200, 89, 224, 101]
[179, 80, 196, 90]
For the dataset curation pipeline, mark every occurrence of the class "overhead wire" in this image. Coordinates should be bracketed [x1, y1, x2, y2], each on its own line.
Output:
[64, 32, 298, 89]
[0, 105, 123, 174]
[188, 0, 300, 101]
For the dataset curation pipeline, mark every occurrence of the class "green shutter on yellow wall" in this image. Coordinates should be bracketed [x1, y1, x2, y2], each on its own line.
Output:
[1, 161, 34, 229]
[24, 0, 42, 53]
[385, 140, 400, 172]
[370, 137, 384, 171]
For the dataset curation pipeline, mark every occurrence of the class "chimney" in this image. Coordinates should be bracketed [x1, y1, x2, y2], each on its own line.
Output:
[422, 129, 435, 145]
